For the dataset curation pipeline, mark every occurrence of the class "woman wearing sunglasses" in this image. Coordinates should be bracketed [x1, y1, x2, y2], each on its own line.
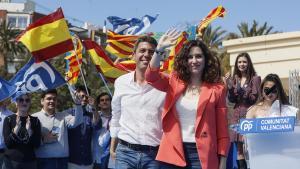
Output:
[2, 94, 41, 169]
[246, 74, 298, 118]
[224, 52, 261, 169]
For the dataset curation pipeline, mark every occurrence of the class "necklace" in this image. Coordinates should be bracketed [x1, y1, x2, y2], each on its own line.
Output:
[187, 85, 200, 96]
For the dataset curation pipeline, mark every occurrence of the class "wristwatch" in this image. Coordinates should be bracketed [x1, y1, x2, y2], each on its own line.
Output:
[155, 49, 165, 55]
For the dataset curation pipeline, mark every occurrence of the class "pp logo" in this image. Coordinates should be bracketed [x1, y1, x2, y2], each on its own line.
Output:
[240, 120, 253, 132]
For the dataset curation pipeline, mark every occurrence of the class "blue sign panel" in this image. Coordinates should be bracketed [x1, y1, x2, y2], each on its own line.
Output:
[238, 116, 295, 134]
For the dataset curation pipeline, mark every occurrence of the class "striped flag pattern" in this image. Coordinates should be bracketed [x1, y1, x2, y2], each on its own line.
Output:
[197, 6, 226, 36]
[83, 40, 129, 81]
[17, 8, 73, 62]
[65, 35, 83, 85]
[105, 30, 139, 58]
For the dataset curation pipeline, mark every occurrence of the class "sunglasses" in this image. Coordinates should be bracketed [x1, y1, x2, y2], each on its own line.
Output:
[17, 98, 31, 103]
[263, 85, 277, 95]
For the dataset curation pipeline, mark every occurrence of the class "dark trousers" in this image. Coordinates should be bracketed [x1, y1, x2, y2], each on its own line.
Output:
[2, 156, 37, 169]
[160, 143, 202, 169]
[37, 157, 68, 169]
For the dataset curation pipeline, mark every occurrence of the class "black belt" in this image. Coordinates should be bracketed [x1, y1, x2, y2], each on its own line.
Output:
[119, 139, 159, 151]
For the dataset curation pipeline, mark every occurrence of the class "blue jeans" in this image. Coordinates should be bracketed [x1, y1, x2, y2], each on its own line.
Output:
[160, 143, 202, 169]
[37, 157, 68, 169]
[115, 143, 160, 169]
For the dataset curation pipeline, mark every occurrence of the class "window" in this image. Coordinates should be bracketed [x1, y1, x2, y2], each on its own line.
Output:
[7, 15, 29, 29]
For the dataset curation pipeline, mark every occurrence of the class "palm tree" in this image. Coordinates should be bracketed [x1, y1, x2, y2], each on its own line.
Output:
[227, 20, 279, 39]
[199, 25, 227, 51]
[0, 19, 27, 77]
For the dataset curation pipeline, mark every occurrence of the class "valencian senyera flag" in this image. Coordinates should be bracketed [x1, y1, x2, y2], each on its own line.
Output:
[197, 6, 226, 36]
[0, 77, 16, 101]
[9, 58, 66, 100]
[162, 32, 188, 72]
[107, 14, 158, 35]
[65, 35, 83, 85]
[83, 40, 129, 81]
[17, 8, 74, 63]
[105, 30, 139, 58]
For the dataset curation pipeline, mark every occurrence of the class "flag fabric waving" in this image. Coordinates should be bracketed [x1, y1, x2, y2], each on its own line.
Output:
[83, 40, 129, 81]
[162, 32, 188, 72]
[9, 58, 66, 100]
[197, 6, 226, 36]
[0, 77, 16, 101]
[65, 35, 83, 85]
[107, 14, 158, 35]
[105, 30, 139, 58]
[17, 8, 74, 63]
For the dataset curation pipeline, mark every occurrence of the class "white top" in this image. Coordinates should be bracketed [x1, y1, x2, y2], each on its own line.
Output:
[110, 72, 165, 146]
[0, 107, 13, 149]
[175, 95, 198, 143]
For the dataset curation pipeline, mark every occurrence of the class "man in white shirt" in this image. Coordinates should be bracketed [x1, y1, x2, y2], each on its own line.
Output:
[110, 36, 166, 169]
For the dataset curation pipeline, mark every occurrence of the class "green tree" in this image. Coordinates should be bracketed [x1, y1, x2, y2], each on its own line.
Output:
[0, 20, 28, 78]
[201, 25, 227, 51]
[227, 20, 279, 39]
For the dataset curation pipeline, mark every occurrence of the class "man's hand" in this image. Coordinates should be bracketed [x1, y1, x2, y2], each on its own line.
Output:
[43, 132, 58, 143]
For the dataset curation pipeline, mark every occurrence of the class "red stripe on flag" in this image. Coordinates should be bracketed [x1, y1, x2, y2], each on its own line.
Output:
[32, 39, 73, 63]
[108, 42, 133, 55]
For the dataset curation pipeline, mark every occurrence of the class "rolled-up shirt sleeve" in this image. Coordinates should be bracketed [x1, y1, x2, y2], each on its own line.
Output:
[110, 78, 122, 138]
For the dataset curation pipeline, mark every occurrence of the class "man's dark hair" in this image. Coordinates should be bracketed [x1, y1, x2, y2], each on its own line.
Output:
[96, 92, 112, 104]
[40, 89, 57, 99]
[133, 36, 158, 52]
[76, 85, 90, 94]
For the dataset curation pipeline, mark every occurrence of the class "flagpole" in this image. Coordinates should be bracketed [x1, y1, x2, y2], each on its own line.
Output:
[97, 72, 112, 97]
[72, 36, 90, 96]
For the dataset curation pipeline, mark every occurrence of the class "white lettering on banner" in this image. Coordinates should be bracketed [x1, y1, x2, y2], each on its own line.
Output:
[14, 62, 55, 93]
[0, 82, 2, 89]
[115, 24, 130, 33]
[261, 118, 290, 125]
[261, 124, 292, 131]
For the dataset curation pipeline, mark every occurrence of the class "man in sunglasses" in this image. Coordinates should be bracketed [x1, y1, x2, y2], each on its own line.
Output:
[33, 89, 83, 169]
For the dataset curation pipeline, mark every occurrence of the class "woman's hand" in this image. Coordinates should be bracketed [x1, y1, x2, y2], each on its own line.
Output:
[157, 28, 181, 51]
[26, 116, 33, 136]
[13, 115, 21, 134]
[224, 72, 233, 89]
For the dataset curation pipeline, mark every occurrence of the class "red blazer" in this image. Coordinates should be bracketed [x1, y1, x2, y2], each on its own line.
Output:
[145, 67, 230, 169]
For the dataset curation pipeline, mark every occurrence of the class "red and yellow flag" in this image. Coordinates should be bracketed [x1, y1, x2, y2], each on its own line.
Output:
[105, 30, 139, 58]
[197, 6, 226, 36]
[162, 32, 188, 73]
[65, 35, 83, 85]
[17, 8, 73, 62]
[83, 40, 129, 81]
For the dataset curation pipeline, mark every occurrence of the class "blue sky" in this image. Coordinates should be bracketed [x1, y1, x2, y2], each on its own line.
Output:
[17, 0, 300, 34]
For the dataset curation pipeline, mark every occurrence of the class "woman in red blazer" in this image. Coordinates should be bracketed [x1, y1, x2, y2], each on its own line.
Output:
[145, 31, 230, 169]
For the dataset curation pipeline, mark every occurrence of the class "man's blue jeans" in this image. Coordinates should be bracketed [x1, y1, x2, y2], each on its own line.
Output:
[115, 143, 160, 169]
[37, 157, 68, 169]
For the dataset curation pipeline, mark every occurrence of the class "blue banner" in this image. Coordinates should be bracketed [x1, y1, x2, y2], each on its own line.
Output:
[9, 58, 66, 100]
[238, 117, 296, 134]
[107, 14, 158, 35]
[0, 77, 16, 101]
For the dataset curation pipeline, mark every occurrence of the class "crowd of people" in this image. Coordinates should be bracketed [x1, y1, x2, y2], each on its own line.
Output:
[0, 29, 298, 169]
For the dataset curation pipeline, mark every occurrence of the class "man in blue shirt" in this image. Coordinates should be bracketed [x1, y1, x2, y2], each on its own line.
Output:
[68, 86, 102, 169]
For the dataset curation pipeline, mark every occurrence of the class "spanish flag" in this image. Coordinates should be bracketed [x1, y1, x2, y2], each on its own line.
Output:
[197, 6, 226, 36]
[105, 30, 139, 58]
[17, 8, 73, 63]
[83, 40, 129, 81]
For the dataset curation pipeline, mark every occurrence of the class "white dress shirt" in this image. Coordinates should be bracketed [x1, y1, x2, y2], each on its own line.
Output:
[110, 72, 165, 146]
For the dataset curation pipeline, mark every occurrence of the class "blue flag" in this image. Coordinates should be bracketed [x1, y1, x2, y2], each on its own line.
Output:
[9, 58, 66, 100]
[0, 77, 16, 101]
[107, 14, 158, 35]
